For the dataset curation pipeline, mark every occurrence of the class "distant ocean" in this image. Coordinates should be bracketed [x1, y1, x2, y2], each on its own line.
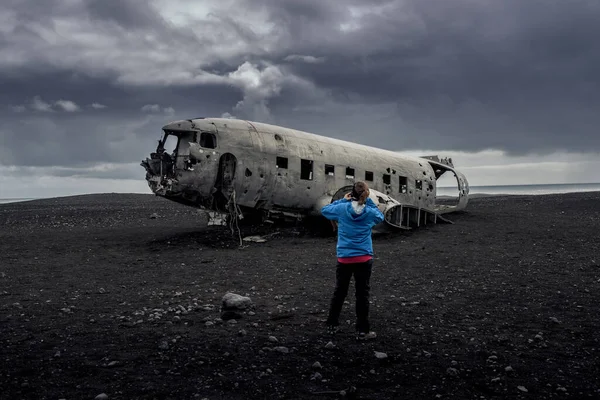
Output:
[1, 183, 600, 204]
[437, 183, 600, 197]
[0, 197, 38, 204]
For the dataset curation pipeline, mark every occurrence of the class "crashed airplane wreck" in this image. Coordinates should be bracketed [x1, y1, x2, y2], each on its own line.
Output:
[141, 117, 469, 232]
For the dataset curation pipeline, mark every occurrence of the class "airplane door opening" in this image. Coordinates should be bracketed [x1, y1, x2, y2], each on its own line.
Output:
[214, 153, 237, 210]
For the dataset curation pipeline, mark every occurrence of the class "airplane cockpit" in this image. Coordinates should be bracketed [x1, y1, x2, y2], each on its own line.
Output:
[141, 120, 223, 209]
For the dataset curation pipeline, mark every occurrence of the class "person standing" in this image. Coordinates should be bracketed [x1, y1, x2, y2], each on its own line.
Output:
[321, 181, 384, 340]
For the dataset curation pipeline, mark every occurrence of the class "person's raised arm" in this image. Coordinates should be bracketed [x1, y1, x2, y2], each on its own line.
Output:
[321, 194, 351, 221]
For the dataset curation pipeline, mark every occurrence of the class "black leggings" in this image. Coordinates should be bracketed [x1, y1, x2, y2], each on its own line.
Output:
[326, 259, 373, 332]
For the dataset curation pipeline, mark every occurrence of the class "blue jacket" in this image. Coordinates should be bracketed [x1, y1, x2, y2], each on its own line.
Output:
[321, 197, 385, 258]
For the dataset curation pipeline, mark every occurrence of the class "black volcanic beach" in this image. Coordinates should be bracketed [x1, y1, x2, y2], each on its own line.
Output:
[1, 192, 599, 399]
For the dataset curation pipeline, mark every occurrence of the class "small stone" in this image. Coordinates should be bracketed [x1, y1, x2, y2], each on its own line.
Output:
[273, 346, 289, 353]
[107, 361, 118, 367]
[325, 341, 335, 350]
[248, 311, 256, 316]
[158, 341, 169, 350]
[549, 317, 560, 324]
[95, 394, 109, 400]
[312, 361, 322, 370]
[492, 377, 501, 383]
[370, 369, 376, 374]
[517, 386, 528, 393]
[534, 334, 543, 340]
[268, 336, 279, 343]
[446, 367, 459, 376]
[374, 351, 388, 359]
[505, 366, 514, 372]
[222, 293, 253, 310]
[205, 321, 214, 327]
[311, 372, 323, 381]
[238, 329, 247, 336]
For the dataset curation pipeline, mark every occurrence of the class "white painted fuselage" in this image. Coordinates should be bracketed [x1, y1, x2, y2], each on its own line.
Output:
[141, 117, 469, 228]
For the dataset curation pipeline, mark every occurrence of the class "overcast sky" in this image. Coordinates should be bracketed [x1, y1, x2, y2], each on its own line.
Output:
[1, 0, 599, 198]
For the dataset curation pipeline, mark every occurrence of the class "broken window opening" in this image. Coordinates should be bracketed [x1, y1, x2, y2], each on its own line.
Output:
[399, 176, 408, 193]
[301, 159, 313, 180]
[200, 132, 217, 149]
[365, 171, 374, 181]
[325, 164, 335, 176]
[162, 134, 178, 155]
[416, 179, 423, 190]
[383, 174, 391, 185]
[345, 167, 355, 179]
[276, 156, 288, 169]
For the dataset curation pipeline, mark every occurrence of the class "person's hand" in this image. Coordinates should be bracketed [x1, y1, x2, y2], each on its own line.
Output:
[344, 193, 352, 201]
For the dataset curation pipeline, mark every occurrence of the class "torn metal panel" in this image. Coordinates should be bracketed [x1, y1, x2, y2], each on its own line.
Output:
[141, 117, 470, 231]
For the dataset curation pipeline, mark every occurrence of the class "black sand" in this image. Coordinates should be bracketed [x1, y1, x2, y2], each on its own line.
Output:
[1, 192, 599, 399]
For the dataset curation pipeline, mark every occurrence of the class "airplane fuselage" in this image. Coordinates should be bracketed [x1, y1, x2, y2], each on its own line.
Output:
[141, 117, 469, 228]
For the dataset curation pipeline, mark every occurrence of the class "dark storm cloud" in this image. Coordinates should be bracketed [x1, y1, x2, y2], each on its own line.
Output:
[84, 0, 164, 29]
[0, 72, 242, 167]
[253, 0, 600, 154]
[1, 0, 599, 175]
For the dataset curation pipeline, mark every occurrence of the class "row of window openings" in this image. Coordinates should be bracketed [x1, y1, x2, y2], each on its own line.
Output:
[198, 136, 427, 193]
[276, 156, 423, 193]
